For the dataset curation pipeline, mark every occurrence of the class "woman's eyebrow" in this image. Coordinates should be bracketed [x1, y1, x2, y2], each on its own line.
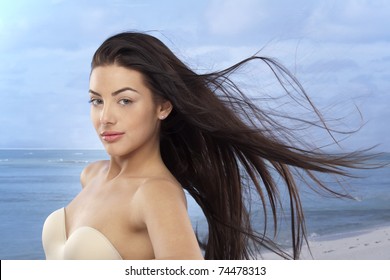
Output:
[112, 87, 140, 95]
[89, 87, 140, 96]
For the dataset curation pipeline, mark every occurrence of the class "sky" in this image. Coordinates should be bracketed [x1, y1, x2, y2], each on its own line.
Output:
[0, 0, 389, 151]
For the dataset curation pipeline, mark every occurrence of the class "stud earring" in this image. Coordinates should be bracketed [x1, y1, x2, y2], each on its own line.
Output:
[160, 115, 166, 120]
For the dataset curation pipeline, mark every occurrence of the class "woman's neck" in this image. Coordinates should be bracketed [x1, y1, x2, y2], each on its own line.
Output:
[105, 145, 167, 181]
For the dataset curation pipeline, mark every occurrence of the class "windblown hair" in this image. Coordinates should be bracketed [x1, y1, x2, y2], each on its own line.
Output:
[91, 31, 377, 259]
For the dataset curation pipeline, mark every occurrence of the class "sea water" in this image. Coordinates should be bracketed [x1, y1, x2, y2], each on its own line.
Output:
[0, 149, 389, 259]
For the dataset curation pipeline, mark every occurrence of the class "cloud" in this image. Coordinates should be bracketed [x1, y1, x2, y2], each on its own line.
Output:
[202, 0, 320, 46]
[201, 0, 390, 45]
[205, 0, 264, 36]
[302, 59, 359, 74]
[303, 0, 390, 43]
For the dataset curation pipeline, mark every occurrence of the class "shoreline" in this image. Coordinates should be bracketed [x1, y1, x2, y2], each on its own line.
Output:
[303, 225, 390, 260]
[262, 225, 390, 260]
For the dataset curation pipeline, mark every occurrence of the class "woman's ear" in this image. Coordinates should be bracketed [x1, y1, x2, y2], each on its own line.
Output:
[158, 100, 173, 120]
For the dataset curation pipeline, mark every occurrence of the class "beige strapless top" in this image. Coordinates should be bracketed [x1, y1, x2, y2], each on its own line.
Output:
[42, 208, 122, 260]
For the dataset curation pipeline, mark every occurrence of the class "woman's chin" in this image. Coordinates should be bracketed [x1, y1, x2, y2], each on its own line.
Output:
[103, 146, 129, 158]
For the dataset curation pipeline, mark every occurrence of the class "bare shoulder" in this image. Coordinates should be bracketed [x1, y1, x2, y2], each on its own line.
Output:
[80, 160, 108, 188]
[132, 178, 203, 259]
[135, 178, 187, 208]
[131, 178, 188, 226]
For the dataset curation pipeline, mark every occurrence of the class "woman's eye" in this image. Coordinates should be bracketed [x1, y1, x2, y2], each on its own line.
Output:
[89, 99, 103, 106]
[119, 99, 132, 105]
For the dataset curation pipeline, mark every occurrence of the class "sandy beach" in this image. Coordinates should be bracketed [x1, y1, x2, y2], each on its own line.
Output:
[262, 225, 390, 260]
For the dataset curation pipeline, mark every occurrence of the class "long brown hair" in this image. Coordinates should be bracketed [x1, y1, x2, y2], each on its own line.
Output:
[91, 31, 379, 259]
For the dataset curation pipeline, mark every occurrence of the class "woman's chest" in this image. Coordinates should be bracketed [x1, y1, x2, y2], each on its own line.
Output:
[64, 183, 153, 259]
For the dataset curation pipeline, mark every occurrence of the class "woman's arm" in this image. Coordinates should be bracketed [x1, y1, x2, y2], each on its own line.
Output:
[134, 179, 204, 260]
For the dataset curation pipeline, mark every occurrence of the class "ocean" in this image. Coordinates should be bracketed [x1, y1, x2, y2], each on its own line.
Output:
[0, 149, 389, 259]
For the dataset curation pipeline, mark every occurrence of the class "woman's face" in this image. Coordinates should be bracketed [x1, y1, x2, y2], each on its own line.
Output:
[89, 65, 169, 157]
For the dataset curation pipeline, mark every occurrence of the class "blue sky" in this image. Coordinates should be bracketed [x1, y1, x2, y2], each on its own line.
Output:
[0, 0, 389, 151]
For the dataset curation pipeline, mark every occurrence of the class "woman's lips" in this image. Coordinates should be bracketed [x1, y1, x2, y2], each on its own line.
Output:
[100, 131, 125, 142]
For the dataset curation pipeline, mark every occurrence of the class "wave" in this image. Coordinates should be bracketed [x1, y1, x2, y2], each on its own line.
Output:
[47, 159, 89, 164]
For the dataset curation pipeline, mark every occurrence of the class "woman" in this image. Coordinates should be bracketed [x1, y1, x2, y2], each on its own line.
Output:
[42, 32, 376, 260]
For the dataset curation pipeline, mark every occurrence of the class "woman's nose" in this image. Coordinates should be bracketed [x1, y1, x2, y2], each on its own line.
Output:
[100, 104, 116, 125]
